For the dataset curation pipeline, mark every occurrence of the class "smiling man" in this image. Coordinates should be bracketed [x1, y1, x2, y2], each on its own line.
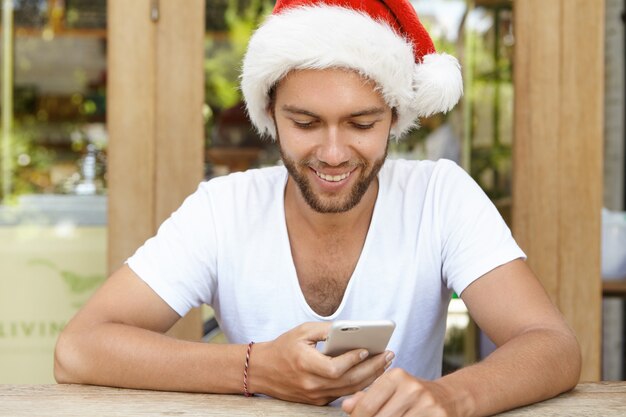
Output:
[54, 1, 581, 416]
[276, 70, 390, 215]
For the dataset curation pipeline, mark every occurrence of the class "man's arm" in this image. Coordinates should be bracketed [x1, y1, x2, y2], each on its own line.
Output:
[55, 265, 390, 404]
[342, 259, 581, 416]
[54, 265, 246, 393]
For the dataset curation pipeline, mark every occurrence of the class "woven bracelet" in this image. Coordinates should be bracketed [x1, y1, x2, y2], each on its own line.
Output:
[243, 341, 255, 397]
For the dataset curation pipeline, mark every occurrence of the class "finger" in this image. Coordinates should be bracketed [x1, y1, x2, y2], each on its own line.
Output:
[328, 365, 384, 398]
[345, 372, 399, 417]
[299, 347, 369, 381]
[315, 351, 394, 397]
[287, 323, 370, 378]
[344, 350, 393, 375]
[342, 391, 366, 413]
[338, 348, 394, 374]
[324, 348, 373, 377]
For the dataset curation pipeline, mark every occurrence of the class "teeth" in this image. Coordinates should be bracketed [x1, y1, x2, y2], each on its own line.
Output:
[316, 171, 350, 182]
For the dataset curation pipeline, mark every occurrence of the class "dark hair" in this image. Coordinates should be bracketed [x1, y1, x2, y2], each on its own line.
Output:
[267, 83, 278, 116]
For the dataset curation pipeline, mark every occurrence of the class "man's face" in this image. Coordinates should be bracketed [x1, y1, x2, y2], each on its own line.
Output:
[272, 68, 394, 213]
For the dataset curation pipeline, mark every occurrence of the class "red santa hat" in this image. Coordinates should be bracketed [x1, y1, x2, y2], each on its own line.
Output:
[241, 0, 463, 140]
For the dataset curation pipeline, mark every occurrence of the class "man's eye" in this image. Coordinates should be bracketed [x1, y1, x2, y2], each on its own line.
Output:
[351, 122, 375, 130]
[293, 120, 315, 129]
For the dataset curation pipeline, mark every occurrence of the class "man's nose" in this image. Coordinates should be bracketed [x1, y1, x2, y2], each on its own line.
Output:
[317, 126, 351, 166]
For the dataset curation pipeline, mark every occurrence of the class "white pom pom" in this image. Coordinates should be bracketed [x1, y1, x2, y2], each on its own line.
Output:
[412, 53, 463, 117]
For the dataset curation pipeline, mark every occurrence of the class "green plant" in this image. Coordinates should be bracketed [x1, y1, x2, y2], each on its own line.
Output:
[1, 123, 56, 201]
[204, 0, 273, 145]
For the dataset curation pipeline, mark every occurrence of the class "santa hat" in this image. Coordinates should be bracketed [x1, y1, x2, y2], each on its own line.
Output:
[241, 0, 463, 140]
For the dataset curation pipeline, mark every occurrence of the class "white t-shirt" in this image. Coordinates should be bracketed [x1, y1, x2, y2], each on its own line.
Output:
[127, 159, 525, 380]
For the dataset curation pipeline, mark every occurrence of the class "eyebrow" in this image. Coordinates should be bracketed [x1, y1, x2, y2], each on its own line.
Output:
[349, 107, 386, 117]
[281, 105, 318, 118]
[281, 105, 387, 118]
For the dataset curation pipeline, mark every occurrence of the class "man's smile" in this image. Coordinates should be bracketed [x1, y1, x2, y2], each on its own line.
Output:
[314, 169, 353, 182]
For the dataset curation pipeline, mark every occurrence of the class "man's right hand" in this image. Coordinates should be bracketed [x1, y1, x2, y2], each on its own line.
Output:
[247, 322, 394, 405]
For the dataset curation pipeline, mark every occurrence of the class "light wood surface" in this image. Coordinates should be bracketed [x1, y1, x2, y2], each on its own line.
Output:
[0, 385, 344, 416]
[1, 383, 625, 416]
[153, 0, 205, 342]
[512, 0, 604, 381]
[498, 382, 626, 416]
[108, 0, 157, 272]
[107, 0, 205, 340]
[154, 0, 205, 226]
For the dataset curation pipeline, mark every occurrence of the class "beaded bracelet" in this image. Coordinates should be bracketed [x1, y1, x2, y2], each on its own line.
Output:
[243, 341, 255, 397]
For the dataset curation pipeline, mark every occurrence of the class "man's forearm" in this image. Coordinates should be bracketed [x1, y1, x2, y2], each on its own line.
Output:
[54, 323, 247, 394]
[438, 327, 581, 417]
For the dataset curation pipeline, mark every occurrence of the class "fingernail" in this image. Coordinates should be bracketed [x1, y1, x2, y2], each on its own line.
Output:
[360, 350, 369, 360]
[385, 360, 392, 370]
[385, 351, 395, 362]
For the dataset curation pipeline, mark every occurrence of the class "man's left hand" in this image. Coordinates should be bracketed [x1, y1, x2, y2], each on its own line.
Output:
[341, 368, 464, 417]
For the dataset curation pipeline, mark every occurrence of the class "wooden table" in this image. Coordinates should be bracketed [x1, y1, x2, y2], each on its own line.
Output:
[0, 382, 625, 416]
[498, 382, 626, 416]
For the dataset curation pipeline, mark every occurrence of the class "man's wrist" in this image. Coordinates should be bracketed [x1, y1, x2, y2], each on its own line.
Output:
[434, 377, 476, 417]
[243, 342, 255, 396]
[245, 341, 270, 397]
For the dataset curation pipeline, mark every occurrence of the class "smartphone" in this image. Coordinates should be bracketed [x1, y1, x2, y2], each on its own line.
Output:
[321, 320, 396, 357]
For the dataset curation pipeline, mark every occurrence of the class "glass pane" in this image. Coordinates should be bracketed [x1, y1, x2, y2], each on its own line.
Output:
[204, 0, 278, 179]
[389, 1, 466, 167]
[11, 0, 48, 28]
[64, 0, 106, 30]
[463, 4, 514, 203]
[410, 0, 472, 373]
[0, 1, 107, 383]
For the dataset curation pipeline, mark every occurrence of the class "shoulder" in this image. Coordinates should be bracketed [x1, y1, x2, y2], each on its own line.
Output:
[200, 165, 287, 196]
[379, 158, 464, 188]
[193, 166, 287, 226]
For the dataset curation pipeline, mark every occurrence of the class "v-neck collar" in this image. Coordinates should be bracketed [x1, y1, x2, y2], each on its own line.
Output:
[276, 166, 385, 320]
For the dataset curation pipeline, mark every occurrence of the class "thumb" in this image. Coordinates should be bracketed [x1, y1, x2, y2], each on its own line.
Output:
[295, 321, 332, 343]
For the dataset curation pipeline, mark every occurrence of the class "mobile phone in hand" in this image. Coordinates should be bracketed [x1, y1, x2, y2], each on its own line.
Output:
[321, 320, 395, 357]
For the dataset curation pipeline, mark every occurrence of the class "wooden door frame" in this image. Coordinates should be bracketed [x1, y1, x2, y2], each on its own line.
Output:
[513, 0, 604, 381]
[107, 0, 205, 340]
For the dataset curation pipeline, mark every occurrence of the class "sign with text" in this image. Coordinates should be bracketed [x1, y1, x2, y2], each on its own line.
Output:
[0, 224, 105, 383]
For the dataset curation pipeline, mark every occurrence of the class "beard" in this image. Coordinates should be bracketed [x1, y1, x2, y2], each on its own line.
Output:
[279, 137, 388, 214]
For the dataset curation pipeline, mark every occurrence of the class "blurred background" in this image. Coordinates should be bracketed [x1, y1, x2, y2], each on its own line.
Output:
[0, 0, 623, 384]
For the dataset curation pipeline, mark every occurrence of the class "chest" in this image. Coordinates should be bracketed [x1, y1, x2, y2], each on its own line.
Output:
[290, 233, 365, 317]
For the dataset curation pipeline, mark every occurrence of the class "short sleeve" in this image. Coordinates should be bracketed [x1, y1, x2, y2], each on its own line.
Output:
[435, 160, 526, 295]
[126, 182, 218, 316]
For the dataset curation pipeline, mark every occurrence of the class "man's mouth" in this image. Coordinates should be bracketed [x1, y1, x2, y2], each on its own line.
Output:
[314, 170, 351, 182]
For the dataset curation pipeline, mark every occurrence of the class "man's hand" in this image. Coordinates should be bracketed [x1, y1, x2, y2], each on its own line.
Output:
[342, 369, 467, 417]
[249, 322, 394, 405]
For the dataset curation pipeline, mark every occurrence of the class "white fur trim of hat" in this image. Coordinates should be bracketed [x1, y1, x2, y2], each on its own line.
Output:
[241, 5, 463, 140]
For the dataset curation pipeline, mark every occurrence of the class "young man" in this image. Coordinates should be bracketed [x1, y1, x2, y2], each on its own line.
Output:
[54, 1, 581, 415]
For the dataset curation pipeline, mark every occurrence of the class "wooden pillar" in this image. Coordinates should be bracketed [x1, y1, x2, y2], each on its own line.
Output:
[108, 0, 205, 340]
[513, 0, 604, 381]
